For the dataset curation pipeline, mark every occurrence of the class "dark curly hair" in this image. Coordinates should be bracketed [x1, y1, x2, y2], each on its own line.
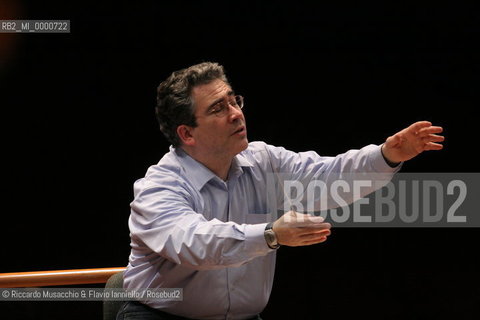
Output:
[155, 62, 229, 147]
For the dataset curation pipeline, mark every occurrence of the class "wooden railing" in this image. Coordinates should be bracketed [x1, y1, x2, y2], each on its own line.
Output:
[0, 267, 126, 288]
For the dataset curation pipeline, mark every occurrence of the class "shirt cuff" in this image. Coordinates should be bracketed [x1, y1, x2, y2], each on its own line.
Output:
[243, 223, 274, 255]
[370, 144, 402, 173]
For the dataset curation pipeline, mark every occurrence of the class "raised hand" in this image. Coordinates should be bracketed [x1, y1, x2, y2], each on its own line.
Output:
[381, 121, 444, 164]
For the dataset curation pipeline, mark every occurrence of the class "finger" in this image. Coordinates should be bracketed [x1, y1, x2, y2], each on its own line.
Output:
[418, 126, 443, 136]
[296, 226, 332, 238]
[409, 121, 433, 133]
[306, 216, 325, 223]
[301, 236, 328, 246]
[299, 229, 331, 238]
[295, 229, 330, 239]
[293, 216, 328, 226]
[423, 134, 445, 143]
[300, 228, 331, 236]
[424, 142, 444, 151]
[286, 212, 325, 224]
[295, 222, 331, 230]
[385, 133, 402, 147]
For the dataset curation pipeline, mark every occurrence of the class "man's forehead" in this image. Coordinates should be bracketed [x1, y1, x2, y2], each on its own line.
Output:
[192, 79, 232, 102]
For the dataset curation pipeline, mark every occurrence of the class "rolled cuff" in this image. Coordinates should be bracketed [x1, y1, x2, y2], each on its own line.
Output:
[243, 223, 274, 255]
[370, 144, 402, 173]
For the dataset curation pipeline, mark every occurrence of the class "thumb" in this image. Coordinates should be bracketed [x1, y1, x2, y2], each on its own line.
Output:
[385, 133, 399, 146]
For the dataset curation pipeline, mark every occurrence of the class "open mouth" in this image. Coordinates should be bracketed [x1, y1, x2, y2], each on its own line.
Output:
[232, 126, 245, 135]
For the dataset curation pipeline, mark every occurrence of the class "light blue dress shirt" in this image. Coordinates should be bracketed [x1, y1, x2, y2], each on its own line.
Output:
[124, 141, 400, 319]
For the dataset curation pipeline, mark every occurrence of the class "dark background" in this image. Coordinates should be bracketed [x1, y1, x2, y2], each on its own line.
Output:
[1, 1, 479, 319]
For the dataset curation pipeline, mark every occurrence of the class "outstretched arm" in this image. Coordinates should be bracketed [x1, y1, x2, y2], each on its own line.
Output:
[381, 121, 444, 164]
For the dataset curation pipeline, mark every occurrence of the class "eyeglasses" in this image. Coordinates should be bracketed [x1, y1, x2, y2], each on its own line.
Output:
[206, 95, 244, 117]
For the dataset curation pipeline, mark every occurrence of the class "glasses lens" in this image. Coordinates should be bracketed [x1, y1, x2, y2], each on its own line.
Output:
[211, 95, 244, 117]
[235, 95, 244, 109]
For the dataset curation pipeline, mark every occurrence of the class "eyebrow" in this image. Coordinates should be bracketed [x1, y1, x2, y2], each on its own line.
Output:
[206, 90, 235, 112]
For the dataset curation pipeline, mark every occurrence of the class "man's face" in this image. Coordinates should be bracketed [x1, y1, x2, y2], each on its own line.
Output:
[187, 79, 248, 158]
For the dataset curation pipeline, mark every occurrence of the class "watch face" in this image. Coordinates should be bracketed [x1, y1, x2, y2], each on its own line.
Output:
[266, 230, 277, 245]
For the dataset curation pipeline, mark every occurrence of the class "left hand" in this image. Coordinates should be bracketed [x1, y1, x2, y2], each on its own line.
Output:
[381, 121, 445, 164]
[273, 211, 332, 247]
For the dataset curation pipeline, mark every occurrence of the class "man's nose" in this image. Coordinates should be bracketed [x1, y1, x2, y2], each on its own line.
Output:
[227, 104, 243, 121]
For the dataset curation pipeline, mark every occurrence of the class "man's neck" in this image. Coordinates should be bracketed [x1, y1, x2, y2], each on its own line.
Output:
[180, 147, 233, 181]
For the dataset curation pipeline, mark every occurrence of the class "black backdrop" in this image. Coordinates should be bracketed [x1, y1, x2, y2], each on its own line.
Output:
[1, 2, 479, 319]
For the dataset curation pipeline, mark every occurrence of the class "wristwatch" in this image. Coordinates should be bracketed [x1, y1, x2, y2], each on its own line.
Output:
[264, 222, 280, 249]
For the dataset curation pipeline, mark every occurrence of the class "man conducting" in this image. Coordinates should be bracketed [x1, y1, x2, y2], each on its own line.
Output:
[118, 62, 444, 320]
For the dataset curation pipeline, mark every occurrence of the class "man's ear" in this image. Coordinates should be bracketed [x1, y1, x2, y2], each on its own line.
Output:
[177, 125, 195, 146]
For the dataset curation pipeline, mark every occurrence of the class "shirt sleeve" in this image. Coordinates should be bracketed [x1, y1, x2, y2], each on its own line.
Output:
[128, 175, 273, 271]
[262, 143, 401, 211]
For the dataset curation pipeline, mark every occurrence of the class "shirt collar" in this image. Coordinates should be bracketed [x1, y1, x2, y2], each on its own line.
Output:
[172, 146, 254, 191]
[232, 151, 254, 173]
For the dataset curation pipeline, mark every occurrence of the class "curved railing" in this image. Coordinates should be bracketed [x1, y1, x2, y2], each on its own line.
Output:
[0, 267, 126, 288]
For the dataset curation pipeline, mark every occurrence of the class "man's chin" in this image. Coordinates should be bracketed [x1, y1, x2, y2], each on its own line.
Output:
[235, 138, 249, 154]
